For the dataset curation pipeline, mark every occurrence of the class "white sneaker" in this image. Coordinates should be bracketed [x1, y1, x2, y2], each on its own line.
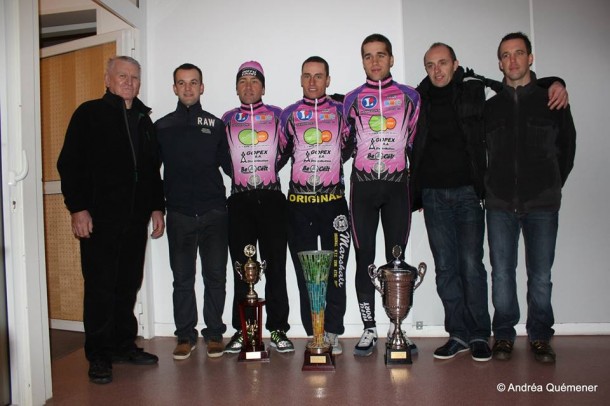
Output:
[325, 332, 343, 355]
[354, 328, 377, 356]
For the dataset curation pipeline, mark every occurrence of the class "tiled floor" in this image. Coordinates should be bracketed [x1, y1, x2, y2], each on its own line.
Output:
[47, 335, 610, 405]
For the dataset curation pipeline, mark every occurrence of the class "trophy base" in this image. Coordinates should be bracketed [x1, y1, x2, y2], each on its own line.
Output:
[302, 348, 335, 371]
[238, 344, 270, 363]
[384, 345, 412, 365]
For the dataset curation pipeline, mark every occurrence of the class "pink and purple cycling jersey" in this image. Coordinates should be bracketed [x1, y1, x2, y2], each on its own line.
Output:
[280, 96, 351, 196]
[222, 101, 284, 194]
[343, 76, 420, 182]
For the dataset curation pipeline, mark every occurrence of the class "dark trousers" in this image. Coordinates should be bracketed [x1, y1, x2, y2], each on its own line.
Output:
[287, 197, 350, 335]
[422, 186, 490, 343]
[350, 181, 411, 329]
[167, 209, 228, 343]
[228, 190, 289, 332]
[80, 221, 148, 362]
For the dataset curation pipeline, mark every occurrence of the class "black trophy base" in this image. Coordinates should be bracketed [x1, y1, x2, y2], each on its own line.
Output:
[302, 348, 336, 371]
[384, 345, 412, 365]
[238, 344, 270, 363]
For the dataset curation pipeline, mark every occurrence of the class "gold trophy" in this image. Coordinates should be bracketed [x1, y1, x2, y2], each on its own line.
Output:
[235, 244, 269, 362]
[369, 246, 426, 365]
[298, 250, 335, 371]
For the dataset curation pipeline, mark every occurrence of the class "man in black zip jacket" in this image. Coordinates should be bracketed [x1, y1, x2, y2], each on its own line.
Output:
[57, 56, 165, 385]
[155, 63, 231, 360]
[484, 32, 575, 364]
[410, 42, 569, 363]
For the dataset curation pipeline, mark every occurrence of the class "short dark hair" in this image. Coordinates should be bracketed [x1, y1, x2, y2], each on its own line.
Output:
[425, 42, 457, 63]
[361, 33, 393, 58]
[301, 56, 329, 76]
[497, 32, 532, 60]
[173, 63, 203, 83]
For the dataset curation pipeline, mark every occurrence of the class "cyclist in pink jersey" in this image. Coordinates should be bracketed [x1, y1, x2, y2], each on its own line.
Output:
[343, 34, 421, 357]
[280, 56, 353, 355]
[222, 61, 294, 354]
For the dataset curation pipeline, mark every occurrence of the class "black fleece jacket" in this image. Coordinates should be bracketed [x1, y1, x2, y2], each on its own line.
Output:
[57, 91, 165, 224]
[484, 73, 576, 213]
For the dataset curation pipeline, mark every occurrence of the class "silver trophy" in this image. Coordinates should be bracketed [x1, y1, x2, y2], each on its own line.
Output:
[369, 245, 426, 365]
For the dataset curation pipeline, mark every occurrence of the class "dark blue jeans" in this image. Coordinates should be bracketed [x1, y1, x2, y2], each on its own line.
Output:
[167, 209, 228, 343]
[423, 186, 490, 344]
[487, 209, 557, 342]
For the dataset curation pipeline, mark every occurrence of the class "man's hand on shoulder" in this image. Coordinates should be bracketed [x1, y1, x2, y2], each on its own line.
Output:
[548, 81, 569, 110]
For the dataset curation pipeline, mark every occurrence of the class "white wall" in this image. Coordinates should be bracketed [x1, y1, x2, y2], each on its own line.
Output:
[146, 0, 610, 338]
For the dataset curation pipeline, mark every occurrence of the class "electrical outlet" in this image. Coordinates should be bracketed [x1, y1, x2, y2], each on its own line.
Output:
[416, 321, 423, 330]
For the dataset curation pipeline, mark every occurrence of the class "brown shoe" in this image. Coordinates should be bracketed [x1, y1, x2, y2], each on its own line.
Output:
[530, 340, 556, 364]
[492, 339, 514, 360]
[206, 337, 224, 358]
[173, 340, 196, 360]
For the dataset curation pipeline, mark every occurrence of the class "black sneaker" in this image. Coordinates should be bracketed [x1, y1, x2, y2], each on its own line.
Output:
[224, 331, 244, 354]
[270, 330, 294, 353]
[530, 340, 556, 364]
[470, 341, 492, 362]
[88, 359, 112, 384]
[112, 347, 159, 365]
[433, 339, 469, 359]
[492, 339, 514, 361]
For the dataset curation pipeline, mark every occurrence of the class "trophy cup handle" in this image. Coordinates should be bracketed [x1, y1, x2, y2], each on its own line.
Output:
[368, 265, 383, 294]
[235, 261, 243, 280]
[413, 262, 427, 290]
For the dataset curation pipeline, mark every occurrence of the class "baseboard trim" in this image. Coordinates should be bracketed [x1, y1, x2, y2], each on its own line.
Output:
[50, 319, 84, 332]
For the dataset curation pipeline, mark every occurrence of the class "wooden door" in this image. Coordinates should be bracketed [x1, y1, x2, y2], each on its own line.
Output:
[41, 34, 122, 329]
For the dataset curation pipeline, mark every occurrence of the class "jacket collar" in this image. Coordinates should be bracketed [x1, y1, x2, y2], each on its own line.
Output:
[365, 75, 393, 89]
[103, 89, 150, 114]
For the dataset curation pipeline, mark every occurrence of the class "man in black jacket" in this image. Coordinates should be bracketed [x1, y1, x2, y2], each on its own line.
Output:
[411, 42, 569, 362]
[155, 63, 231, 360]
[57, 56, 165, 384]
[485, 32, 575, 364]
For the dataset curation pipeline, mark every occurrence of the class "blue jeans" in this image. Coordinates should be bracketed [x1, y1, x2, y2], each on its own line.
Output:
[487, 210, 557, 342]
[167, 209, 228, 343]
[422, 186, 490, 343]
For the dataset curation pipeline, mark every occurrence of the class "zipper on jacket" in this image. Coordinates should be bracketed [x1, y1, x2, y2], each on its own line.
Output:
[122, 103, 138, 217]
[512, 89, 519, 213]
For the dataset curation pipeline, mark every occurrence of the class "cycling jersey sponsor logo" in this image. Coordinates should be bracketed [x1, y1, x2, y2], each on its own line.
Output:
[304, 128, 333, 144]
[255, 114, 272, 122]
[383, 98, 402, 107]
[319, 112, 336, 120]
[241, 164, 269, 173]
[369, 115, 396, 132]
[333, 215, 349, 232]
[296, 110, 313, 121]
[307, 174, 321, 186]
[235, 113, 249, 123]
[367, 152, 395, 160]
[248, 174, 262, 186]
[361, 96, 378, 109]
[238, 129, 268, 145]
[288, 193, 343, 203]
[373, 161, 387, 174]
